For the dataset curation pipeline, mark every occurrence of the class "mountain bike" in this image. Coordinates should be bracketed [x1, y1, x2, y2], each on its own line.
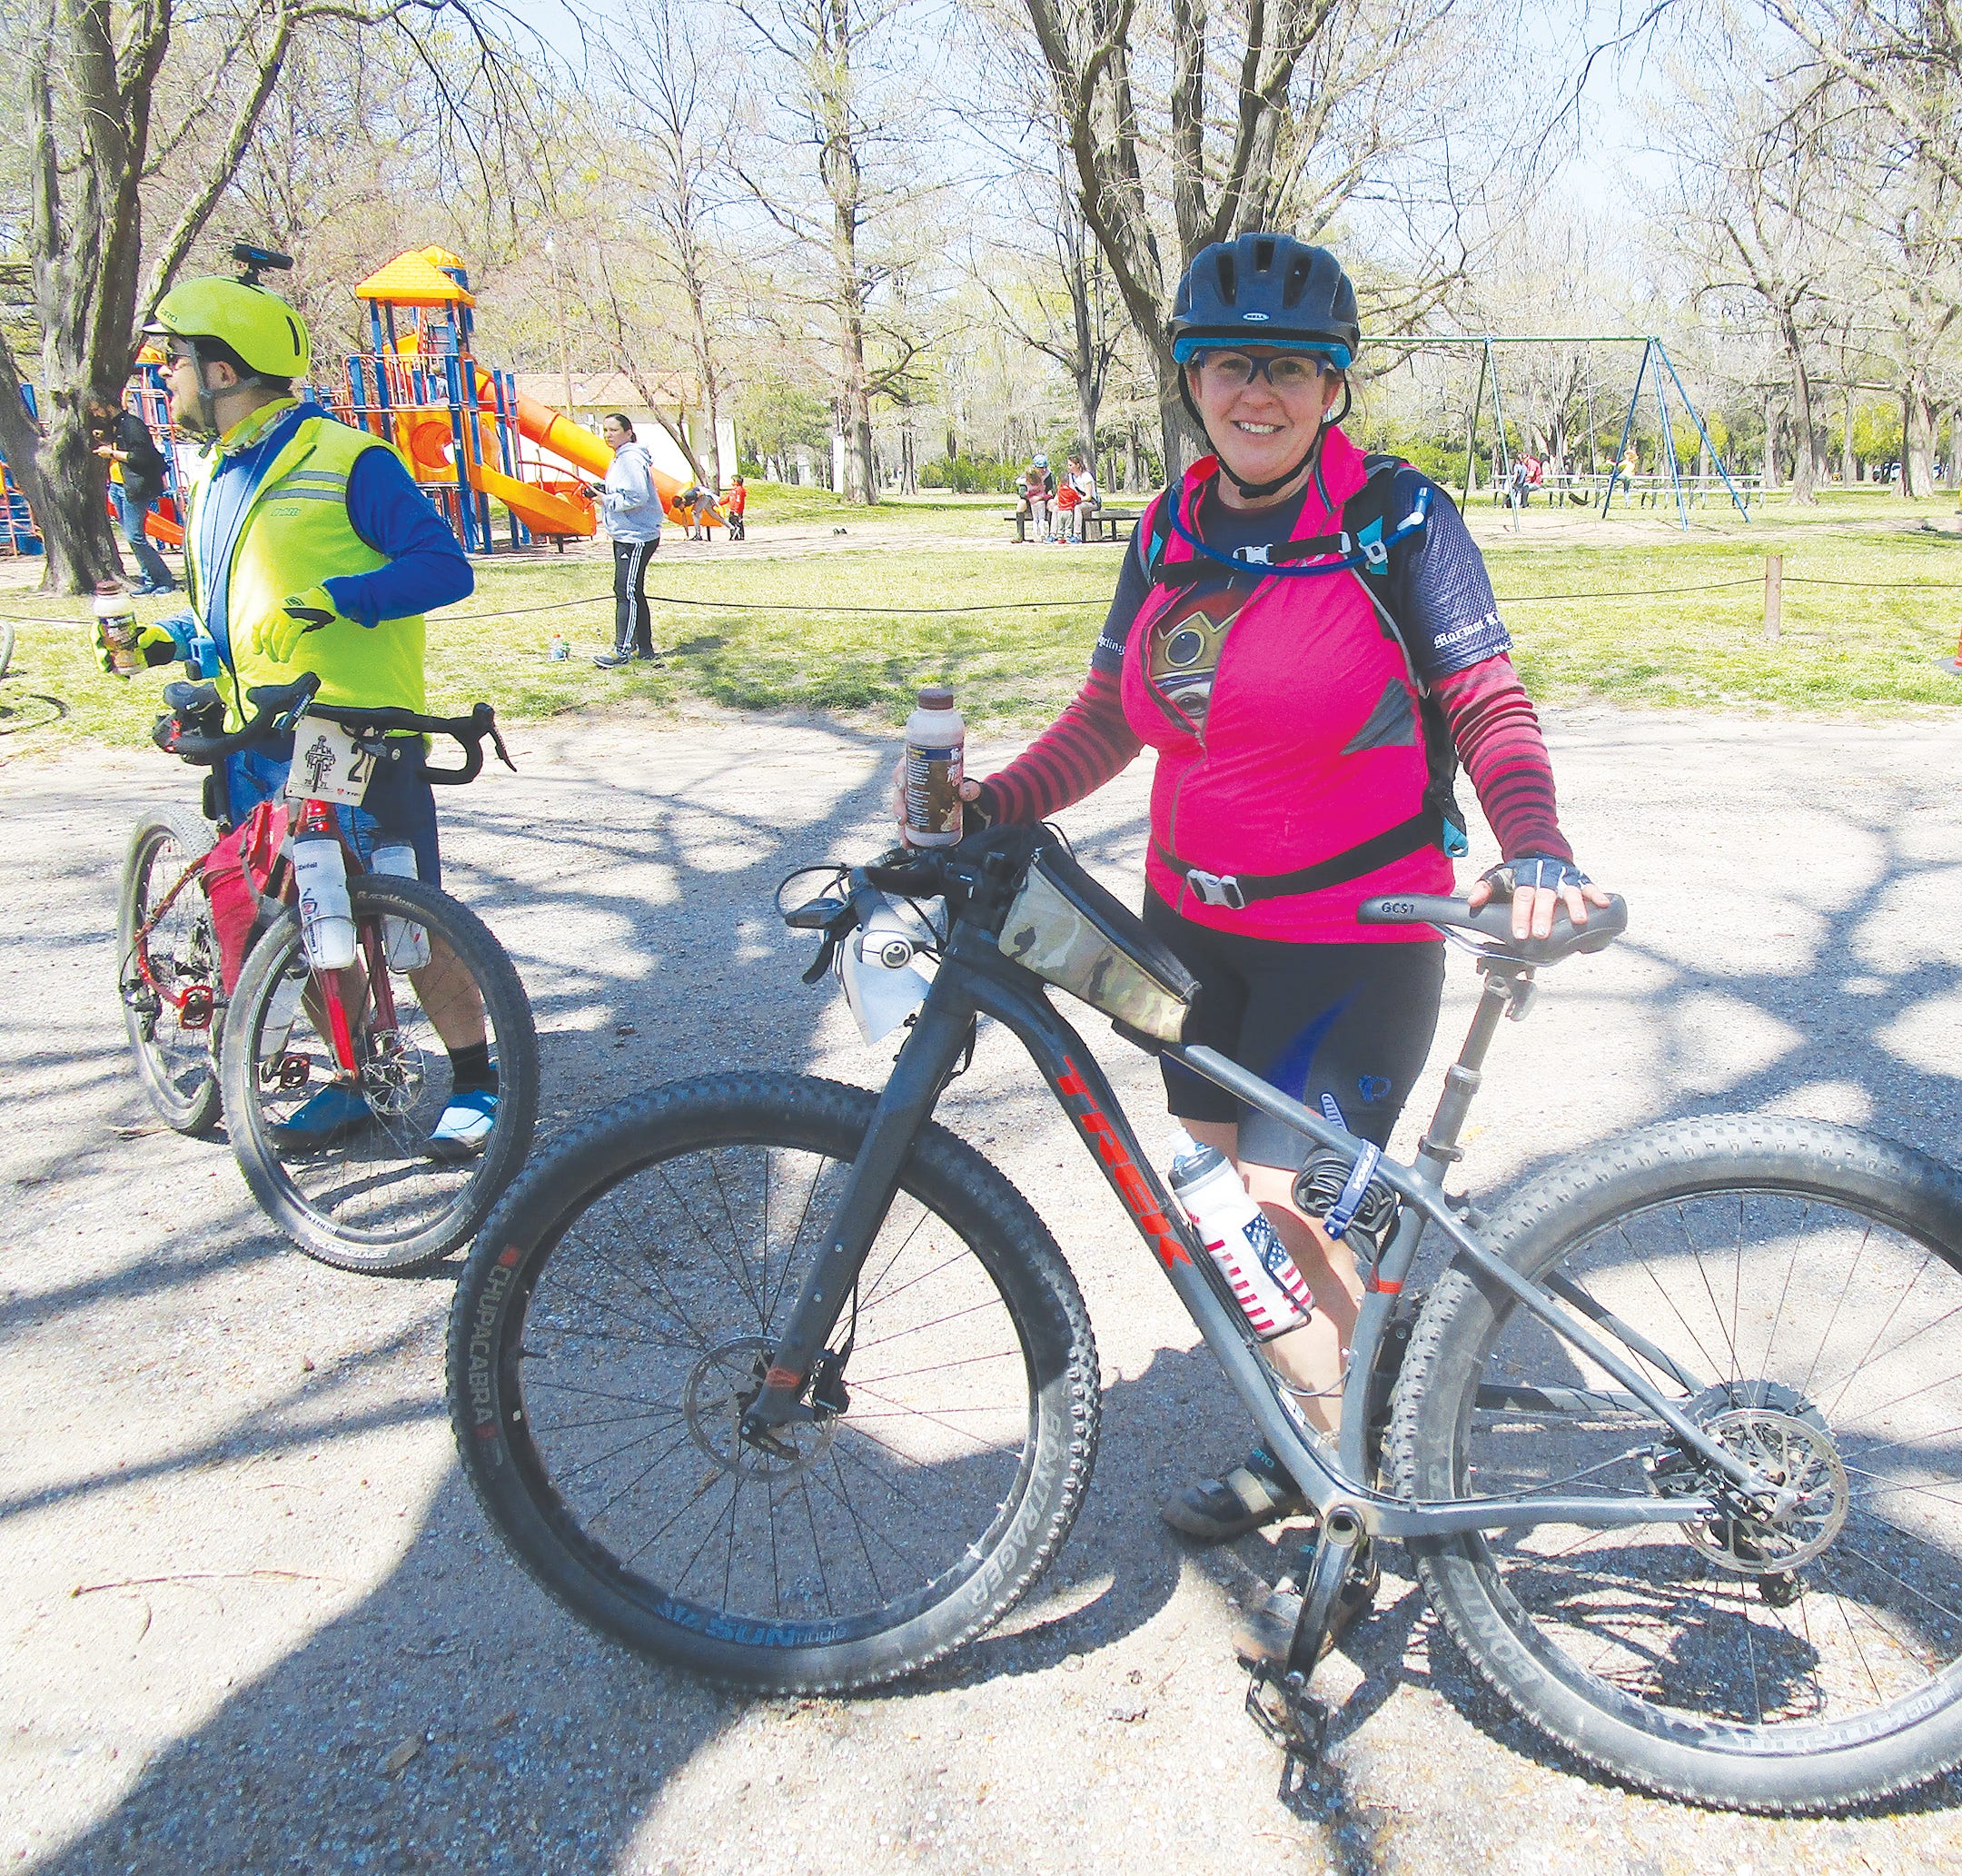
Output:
[119, 673, 539, 1273]
[447, 823, 1962, 1812]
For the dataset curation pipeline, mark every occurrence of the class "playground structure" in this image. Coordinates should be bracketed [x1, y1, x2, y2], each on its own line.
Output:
[0, 243, 724, 561]
[1392, 335, 1749, 531]
[338, 246, 723, 552]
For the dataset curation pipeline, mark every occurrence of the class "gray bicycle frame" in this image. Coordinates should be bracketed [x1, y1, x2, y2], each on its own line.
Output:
[746, 911, 1778, 1536]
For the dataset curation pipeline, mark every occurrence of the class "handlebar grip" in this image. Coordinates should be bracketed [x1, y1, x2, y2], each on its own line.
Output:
[418, 705, 504, 785]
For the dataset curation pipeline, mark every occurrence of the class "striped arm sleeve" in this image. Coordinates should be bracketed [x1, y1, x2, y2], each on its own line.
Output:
[974, 666, 1143, 826]
[1432, 653, 1574, 864]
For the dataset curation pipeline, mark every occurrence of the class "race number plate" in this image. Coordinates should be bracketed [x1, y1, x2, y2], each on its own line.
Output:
[287, 721, 375, 808]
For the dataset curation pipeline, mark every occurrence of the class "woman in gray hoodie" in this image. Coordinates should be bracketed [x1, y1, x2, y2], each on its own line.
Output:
[591, 413, 666, 669]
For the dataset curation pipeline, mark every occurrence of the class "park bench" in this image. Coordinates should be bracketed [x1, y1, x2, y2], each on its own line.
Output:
[1004, 504, 1143, 542]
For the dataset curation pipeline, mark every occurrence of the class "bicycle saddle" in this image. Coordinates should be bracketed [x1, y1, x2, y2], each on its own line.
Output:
[1358, 892, 1627, 967]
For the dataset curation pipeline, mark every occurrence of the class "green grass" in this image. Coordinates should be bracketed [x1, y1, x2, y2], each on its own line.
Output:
[4, 486, 1959, 758]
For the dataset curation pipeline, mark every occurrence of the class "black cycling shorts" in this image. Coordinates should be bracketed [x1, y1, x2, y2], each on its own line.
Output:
[1144, 890, 1444, 1166]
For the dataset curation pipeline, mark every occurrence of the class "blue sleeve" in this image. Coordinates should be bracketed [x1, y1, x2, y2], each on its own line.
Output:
[1091, 510, 1154, 673]
[322, 447, 475, 627]
[1383, 471, 1511, 682]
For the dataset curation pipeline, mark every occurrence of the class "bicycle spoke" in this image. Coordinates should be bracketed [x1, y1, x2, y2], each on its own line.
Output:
[503, 1131, 1041, 1639]
[1459, 1183, 1962, 1745]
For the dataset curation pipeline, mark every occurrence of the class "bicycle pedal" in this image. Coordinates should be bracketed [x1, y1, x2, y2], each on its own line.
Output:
[1244, 1661, 1329, 1759]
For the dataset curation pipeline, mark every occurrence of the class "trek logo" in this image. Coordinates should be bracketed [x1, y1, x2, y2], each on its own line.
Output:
[1055, 1058, 1191, 1269]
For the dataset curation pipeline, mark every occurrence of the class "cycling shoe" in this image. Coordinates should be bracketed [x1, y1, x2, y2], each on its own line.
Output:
[430, 1088, 498, 1159]
[271, 1081, 373, 1148]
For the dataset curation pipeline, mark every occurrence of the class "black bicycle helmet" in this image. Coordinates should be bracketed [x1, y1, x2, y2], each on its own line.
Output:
[1167, 234, 1360, 368]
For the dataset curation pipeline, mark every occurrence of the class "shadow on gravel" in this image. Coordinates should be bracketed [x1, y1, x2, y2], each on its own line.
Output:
[31, 1352, 1263, 1876]
[24, 724, 1962, 1871]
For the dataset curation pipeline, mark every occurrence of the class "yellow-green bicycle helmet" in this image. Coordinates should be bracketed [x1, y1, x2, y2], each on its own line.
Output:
[144, 277, 312, 380]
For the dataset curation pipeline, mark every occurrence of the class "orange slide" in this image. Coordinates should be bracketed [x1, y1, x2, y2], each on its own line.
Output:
[478, 374, 724, 533]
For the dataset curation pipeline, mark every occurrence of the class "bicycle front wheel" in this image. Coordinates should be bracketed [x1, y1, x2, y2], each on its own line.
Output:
[220, 875, 538, 1273]
[117, 804, 222, 1136]
[1390, 1117, 1962, 1812]
[448, 1073, 1100, 1693]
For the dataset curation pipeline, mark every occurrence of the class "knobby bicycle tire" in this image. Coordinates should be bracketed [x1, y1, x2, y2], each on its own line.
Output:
[220, 874, 538, 1273]
[117, 803, 222, 1137]
[448, 1072, 1101, 1693]
[1388, 1115, 1962, 1812]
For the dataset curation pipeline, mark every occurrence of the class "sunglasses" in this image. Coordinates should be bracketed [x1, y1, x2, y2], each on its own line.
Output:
[1193, 352, 1335, 391]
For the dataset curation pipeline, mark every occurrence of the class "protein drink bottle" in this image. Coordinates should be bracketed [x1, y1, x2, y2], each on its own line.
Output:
[902, 684, 965, 848]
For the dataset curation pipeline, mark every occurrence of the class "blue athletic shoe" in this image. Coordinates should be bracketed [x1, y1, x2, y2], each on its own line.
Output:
[270, 1081, 372, 1148]
[430, 1087, 498, 1160]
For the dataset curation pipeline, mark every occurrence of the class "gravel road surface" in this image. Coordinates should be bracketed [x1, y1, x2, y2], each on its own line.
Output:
[5, 704, 1962, 1875]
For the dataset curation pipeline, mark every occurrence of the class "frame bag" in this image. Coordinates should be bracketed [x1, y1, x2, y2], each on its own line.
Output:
[997, 836, 1199, 1044]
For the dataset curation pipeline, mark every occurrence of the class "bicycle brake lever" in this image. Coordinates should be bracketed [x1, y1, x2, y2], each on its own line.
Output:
[801, 933, 841, 986]
[483, 709, 516, 771]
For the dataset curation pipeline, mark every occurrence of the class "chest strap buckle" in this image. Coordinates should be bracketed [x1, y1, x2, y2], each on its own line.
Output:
[1232, 543, 1273, 566]
[1184, 869, 1247, 911]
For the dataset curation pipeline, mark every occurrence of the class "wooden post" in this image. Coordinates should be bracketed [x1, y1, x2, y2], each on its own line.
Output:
[1765, 553, 1783, 641]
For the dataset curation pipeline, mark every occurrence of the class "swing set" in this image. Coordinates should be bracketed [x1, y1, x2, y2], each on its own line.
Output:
[1390, 336, 1751, 530]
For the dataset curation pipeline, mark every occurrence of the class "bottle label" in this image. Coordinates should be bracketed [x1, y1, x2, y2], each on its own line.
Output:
[904, 741, 963, 839]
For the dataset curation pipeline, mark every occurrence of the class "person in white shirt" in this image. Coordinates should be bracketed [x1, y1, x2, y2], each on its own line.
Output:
[1059, 452, 1099, 542]
[590, 413, 665, 670]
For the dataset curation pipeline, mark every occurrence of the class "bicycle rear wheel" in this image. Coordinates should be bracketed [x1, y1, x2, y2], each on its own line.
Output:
[448, 1073, 1100, 1693]
[117, 804, 222, 1136]
[1390, 1117, 1962, 1811]
[220, 875, 538, 1273]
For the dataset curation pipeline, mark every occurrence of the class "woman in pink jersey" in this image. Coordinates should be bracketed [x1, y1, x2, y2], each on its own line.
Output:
[909, 234, 1608, 1579]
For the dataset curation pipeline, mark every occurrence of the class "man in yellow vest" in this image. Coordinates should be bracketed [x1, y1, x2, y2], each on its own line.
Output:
[103, 275, 496, 1154]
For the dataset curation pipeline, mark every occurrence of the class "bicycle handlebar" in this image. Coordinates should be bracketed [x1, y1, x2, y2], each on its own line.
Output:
[153, 674, 321, 765]
[153, 675, 516, 785]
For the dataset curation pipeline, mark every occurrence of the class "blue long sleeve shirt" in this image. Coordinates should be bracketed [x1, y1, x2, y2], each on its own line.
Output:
[194, 402, 472, 662]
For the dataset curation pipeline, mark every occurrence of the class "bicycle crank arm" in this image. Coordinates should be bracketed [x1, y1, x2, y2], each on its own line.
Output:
[740, 990, 980, 1435]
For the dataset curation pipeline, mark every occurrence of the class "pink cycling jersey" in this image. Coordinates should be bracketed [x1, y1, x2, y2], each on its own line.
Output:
[1122, 429, 1452, 941]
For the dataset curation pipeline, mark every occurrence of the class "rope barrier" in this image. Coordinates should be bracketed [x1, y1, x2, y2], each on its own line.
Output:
[1, 568, 1957, 632]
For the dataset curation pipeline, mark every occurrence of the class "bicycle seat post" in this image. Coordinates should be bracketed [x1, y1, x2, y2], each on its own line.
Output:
[1412, 963, 1531, 1186]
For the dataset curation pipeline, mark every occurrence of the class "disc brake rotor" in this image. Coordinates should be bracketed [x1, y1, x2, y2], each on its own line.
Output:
[684, 1335, 840, 1484]
[1684, 1405, 1849, 1575]
[357, 1028, 423, 1116]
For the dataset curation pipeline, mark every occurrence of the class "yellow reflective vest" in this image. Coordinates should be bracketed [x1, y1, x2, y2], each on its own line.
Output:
[183, 411, 426, 725]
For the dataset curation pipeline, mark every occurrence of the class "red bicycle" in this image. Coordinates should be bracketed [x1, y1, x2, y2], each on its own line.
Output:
[117, 673, 539, 1272]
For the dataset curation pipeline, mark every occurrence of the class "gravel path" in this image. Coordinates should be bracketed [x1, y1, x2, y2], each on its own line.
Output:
[5, 705, 1962, 1876]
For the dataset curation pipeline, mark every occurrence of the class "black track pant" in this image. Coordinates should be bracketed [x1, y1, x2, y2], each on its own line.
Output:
[612, 537, 659, 655]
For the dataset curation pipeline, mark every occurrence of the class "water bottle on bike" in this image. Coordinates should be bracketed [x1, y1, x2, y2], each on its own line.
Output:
[1168, 1131, 1313, 1338]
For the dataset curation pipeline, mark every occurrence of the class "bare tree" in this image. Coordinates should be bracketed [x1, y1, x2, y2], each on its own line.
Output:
[592, 0, 740, 484]
[728, 0, 940, 502]
[0, 0, 530, 592]
[1013, 0, 1496, 473]
[973, 144, 1125, 469]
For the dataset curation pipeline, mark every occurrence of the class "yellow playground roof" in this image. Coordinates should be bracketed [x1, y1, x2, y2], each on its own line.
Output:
[352, 249, 475, 307]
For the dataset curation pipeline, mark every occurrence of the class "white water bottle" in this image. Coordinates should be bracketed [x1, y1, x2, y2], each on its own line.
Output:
[1167, 1132, 1313, 1340]
[370, 843, 431, 969]
[289, 834, 356, 971]
[902, 684, 965, 847]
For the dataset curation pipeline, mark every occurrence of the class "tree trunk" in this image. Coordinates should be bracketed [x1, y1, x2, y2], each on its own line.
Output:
[1152, 346, 1204, 486]
[1762, 392, 1779, 491]
[1779, 311, 1818, 503]
[0, 364, 124, 592]
[1841, 384, 1857, 486]
[1902, 370, 1936, 498]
